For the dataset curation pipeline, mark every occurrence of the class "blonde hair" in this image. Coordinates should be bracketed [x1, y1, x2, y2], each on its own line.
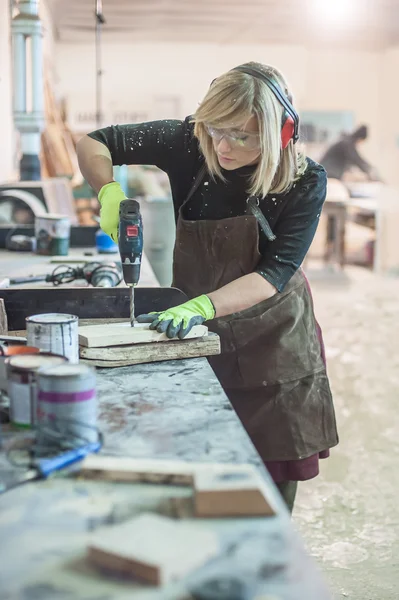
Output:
[193, 62, 307, 198]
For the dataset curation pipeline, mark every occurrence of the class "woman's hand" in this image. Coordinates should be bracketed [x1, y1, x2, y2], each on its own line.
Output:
[137, 295, 215, 339]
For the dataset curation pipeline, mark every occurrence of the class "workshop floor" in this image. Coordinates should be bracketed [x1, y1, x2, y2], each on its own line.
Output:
[294, 264, 399, 600]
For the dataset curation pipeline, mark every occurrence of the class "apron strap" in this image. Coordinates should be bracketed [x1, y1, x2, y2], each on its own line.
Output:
[182, 163, 207, 209]
[246, 196, 277, 242]
[183, 165, 276, 242]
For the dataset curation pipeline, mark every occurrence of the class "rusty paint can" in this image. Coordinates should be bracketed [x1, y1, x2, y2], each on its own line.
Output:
[36, 363, 97, 446]
[26, 313, 79, 364]
[7, 353, 69, 428]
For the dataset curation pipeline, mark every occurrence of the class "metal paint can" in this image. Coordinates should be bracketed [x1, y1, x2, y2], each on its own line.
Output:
[7, 353, 68, 428]
[36, 363, 97, 446]
[35, 213, 71, 256]
[0, 345, 40, 392]
[26, 313, 79, 364]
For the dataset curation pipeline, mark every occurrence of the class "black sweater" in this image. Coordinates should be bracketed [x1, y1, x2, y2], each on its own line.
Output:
[88, 117, 327, 292]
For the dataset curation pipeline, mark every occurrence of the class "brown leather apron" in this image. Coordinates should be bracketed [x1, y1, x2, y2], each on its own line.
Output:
[172, 168, 338, 463]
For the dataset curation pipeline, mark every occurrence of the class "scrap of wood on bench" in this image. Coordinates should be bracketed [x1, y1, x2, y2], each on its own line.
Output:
[80, 455, 197, 485]
[79, 331, 220, 367]
[0, 299, 8, 335]
[78, 321, 208, 348]
[87, 513, 220, 586]
[193, 465, 275, 518]
[80, 455, 276, 517]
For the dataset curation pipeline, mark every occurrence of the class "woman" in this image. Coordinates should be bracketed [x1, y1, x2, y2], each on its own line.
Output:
[77, 62, 339, 512]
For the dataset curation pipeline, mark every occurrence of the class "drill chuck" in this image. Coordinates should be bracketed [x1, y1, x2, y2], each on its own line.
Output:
[121, 262, 141, 287]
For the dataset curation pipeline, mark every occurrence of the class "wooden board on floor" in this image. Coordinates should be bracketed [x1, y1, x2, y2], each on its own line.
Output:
[78, 321, 208, 348]
[79, 331, 220, 367]
[87, 513, 220, 586]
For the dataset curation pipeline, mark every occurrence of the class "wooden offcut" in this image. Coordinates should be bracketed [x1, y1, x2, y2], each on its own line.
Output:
[79, 331, 220, 367]
[80, 455, 197, 485]
[0, 299, 8, 335]
[80, 455, 276, 518]
[87, 513, 220, 585]
[193, 465, 275, 518]
[78, 321, 208, 348]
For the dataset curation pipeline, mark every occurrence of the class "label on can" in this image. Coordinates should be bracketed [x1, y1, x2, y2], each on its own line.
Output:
[36, 363, 97, 445]
[9, 381, 33, 426]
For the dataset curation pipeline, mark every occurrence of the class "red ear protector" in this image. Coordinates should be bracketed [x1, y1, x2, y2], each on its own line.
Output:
[232, 65, 299, 149]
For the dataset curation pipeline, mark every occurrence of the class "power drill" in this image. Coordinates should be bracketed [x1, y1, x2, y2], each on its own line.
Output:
[82, 262, 122, 287]
[9, 262, 122, 287]
[118, 199, 143, 327]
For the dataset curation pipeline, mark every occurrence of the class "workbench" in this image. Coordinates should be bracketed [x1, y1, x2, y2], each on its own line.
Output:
[0, 247, 332, 600]
[0, 247, 159, 288]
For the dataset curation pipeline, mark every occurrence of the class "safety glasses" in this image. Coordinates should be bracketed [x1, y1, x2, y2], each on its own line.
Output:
[205, 124, 261, 152]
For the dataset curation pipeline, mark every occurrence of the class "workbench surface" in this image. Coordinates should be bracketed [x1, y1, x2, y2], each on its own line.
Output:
[0, 247, 331, 600]
[0, 358, 331, 600]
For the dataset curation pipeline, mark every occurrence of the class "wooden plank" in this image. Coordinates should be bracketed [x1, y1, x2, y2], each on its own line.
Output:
[78, 322, 208, 348]
[1, 287, 188, 331]
[80, 455, 197, 485]
[193, 465, 275, 518]
[80, 455, 260, 485]
[79, 331, 220, 366]
[0, 299, 7, 335]
[80, 456, 276, 518]
[87, 513, 220, 586]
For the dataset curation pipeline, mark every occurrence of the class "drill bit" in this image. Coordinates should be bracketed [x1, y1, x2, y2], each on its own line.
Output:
[130, 285, 135, 327]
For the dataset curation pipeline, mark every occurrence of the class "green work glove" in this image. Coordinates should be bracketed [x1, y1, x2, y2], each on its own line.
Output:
[137, 295, 215, 339]
[98, 181, 127, 242]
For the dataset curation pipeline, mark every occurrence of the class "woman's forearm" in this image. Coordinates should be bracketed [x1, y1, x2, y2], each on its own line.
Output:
[76, 135, 115, 193]
[208, 272, 277, 318]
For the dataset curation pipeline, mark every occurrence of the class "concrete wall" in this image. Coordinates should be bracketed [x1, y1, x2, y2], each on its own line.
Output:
[55, 41, 397, 180]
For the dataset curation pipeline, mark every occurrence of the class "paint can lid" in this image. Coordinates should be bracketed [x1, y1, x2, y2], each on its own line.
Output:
[7, 353, 68, 372]
[26, 313, 79, 324]
[1, 346, 40, 357]
[38, 363, 95, 379]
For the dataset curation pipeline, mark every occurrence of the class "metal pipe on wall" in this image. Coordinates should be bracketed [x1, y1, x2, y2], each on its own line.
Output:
[12, 33, 27, 114]
[11, 0, 44, 181]
[31, 29, 43, 115]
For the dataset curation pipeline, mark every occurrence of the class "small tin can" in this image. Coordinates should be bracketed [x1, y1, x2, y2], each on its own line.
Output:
[37, 363, 97, 446]
[7, 353, 68, 428]
[26, 313, 79, 364]
[35, 214, 71, 256]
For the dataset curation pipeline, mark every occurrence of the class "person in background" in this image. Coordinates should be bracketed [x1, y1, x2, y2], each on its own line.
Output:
[319, 125, 378, 181]
[77, 62, 338, 513]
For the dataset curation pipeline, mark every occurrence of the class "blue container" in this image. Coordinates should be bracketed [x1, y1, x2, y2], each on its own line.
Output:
[95, 229, 118, 254]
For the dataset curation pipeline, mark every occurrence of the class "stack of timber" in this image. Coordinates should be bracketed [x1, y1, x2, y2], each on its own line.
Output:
[78, 322, 221, 368]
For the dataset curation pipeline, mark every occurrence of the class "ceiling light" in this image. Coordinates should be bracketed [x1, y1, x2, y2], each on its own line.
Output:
[309, 0, 359, 25]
